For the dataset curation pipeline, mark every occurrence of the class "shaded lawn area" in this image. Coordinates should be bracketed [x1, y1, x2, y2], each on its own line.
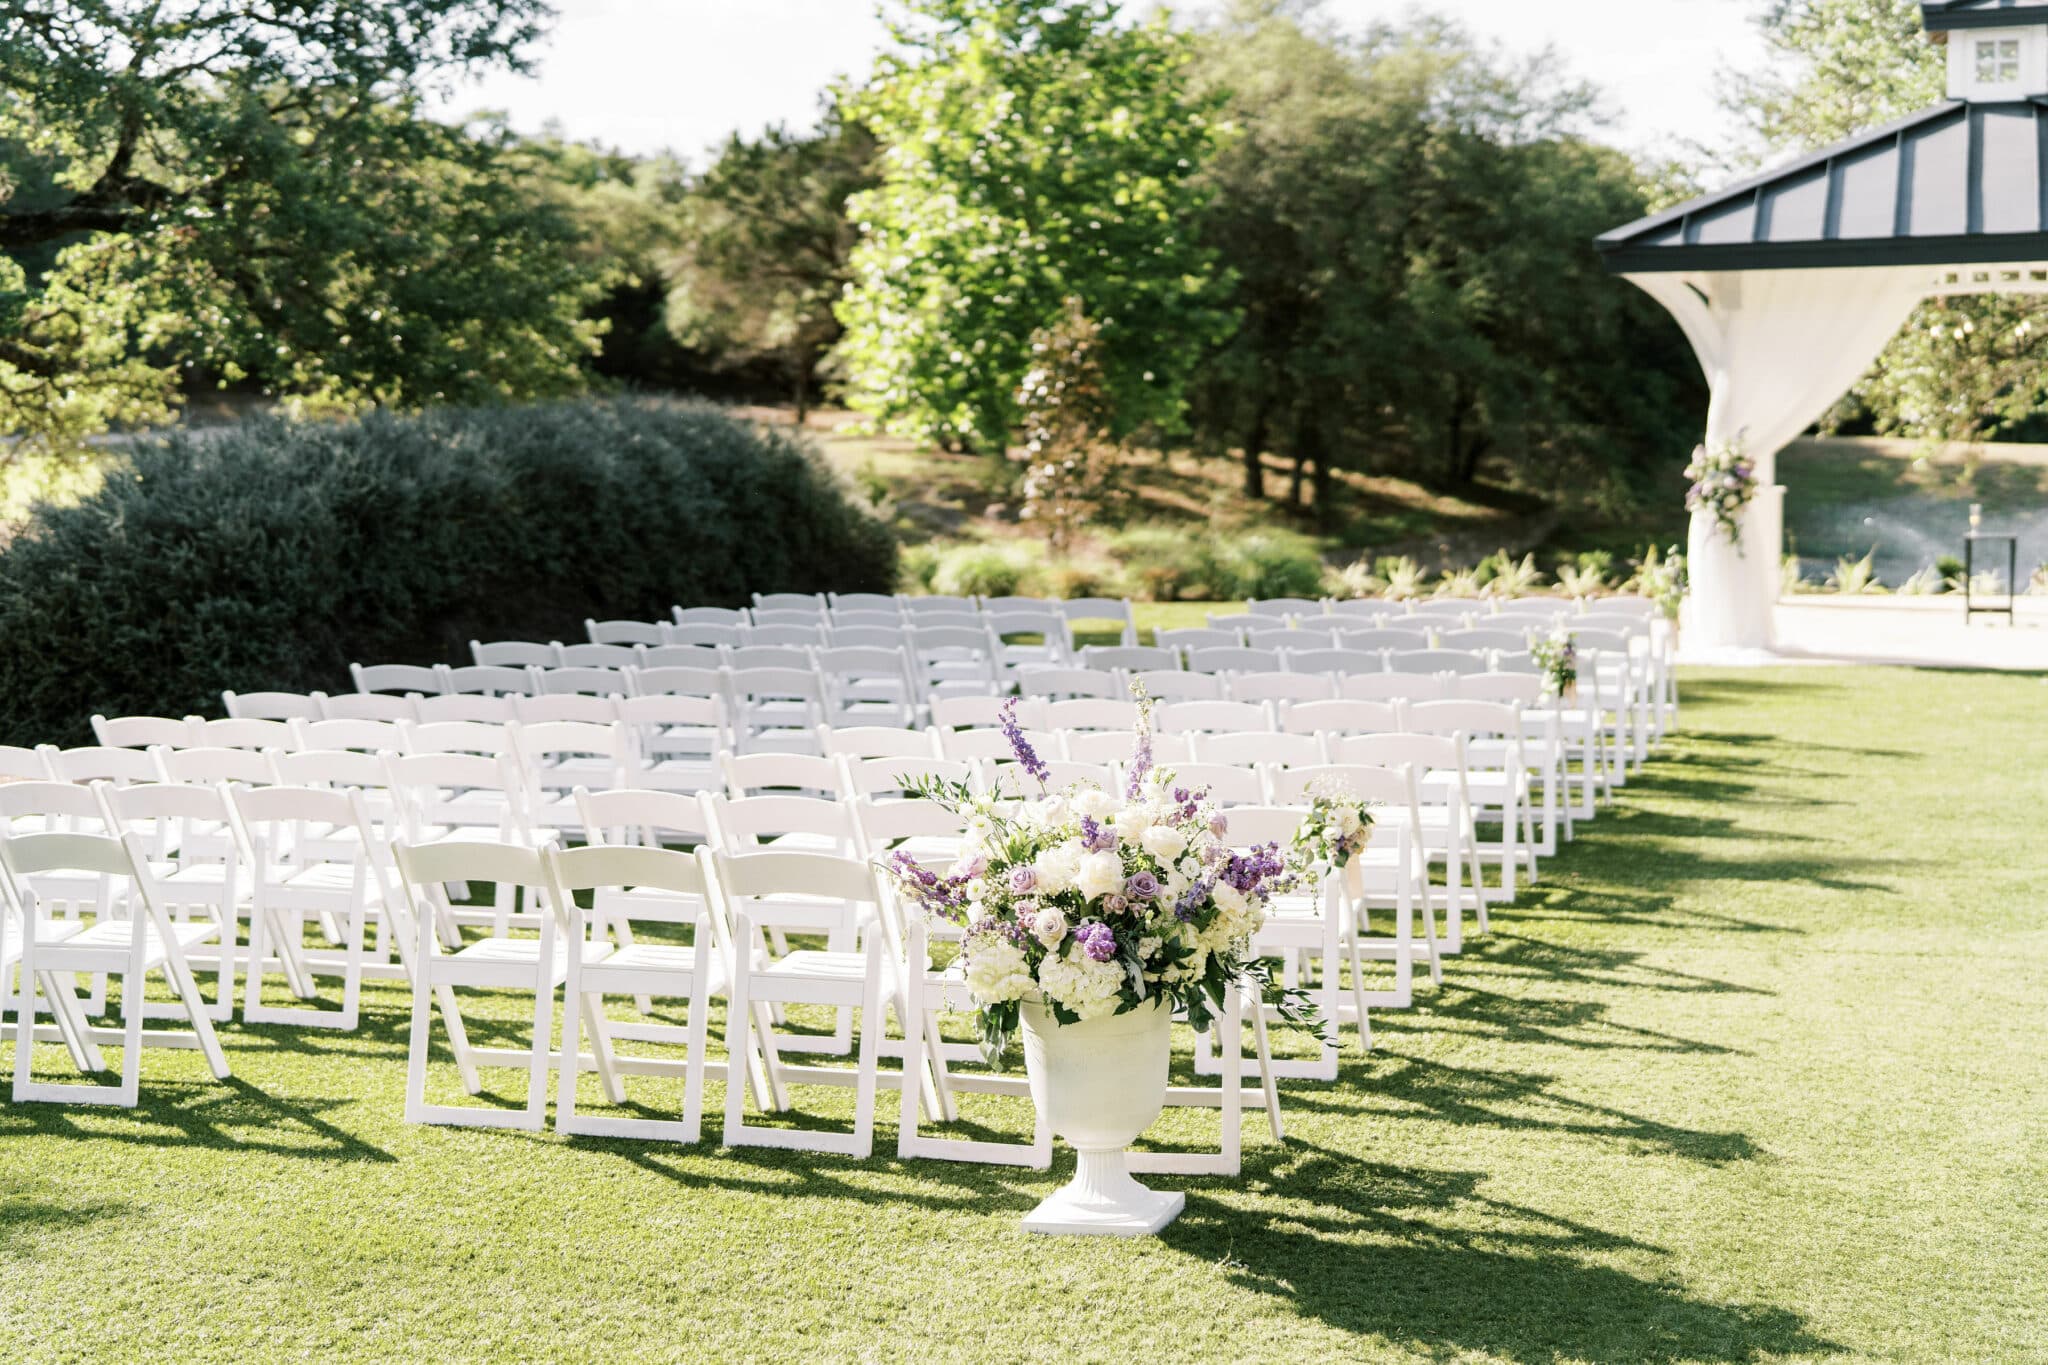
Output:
[3, 666, 2046, 1360]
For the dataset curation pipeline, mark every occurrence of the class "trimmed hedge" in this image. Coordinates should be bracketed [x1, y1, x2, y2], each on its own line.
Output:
[0, 399, 896, 744]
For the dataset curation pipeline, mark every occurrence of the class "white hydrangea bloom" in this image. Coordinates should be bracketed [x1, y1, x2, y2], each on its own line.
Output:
[1037, 943, 1124, 1020]
[963, 935, 1033, 1005]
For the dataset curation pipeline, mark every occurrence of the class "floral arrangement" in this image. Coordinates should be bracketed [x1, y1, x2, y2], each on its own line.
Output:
[1287, 781, 1376, 874]
[1684, 441, 1758, 544]
[1636, 543, 1687, 622]
[885, 689, 1311, 1062]
[1531, 629, 1578, 699]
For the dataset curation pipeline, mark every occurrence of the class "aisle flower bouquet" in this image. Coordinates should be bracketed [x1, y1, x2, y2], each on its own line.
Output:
[1684, 441, 1758, 544]
[1531, 629, 1578, 700]
[886, 691, 1309, 1063]
[1288, 781, 1376, 875]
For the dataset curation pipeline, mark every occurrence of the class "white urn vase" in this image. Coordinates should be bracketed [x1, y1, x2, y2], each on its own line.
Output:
[1018, 996, 1184, 1237]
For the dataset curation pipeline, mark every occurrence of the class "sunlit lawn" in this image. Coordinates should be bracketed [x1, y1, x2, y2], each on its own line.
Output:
[3, 665, 2045, 1359]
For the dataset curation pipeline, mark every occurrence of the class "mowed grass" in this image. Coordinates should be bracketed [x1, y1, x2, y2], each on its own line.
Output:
[4, 665, 2047, 1361]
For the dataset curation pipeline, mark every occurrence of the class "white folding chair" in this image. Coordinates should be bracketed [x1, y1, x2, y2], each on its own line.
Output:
[4, 830, 231, 1106]
[189, 717, 296, 752]
[1017, 667, 1121, 702]
[91, 714, 198, 750]
[513, 694, 620, 725]
[224, 691, 326, 722]
[441, 664, 536, 697]
[411, 693, 517, 724]
[1057, 597, 1139, 649]
[1286, 647, 1386, 676]
[1040, 698, 1139, 733]
[814, 645, 919, 728]
[511, 720, 630, 836]
[673, 605, 749, 628]
[1342, 673, 1445, 702]
[586, 618, 666, 647]
[661, 623, 744, 651]
[617, 694, 727, 794]
[628, 663, 724, 699]
[472, 640, 557, 668]
[930, 695, 1044, 730]
[1153, 700, 1275, 737]
[318, 691, 418, 722]
[1228, 671, 1336, 704]
[1125, 668, 1224, 702]
[1279, 698, 1403, 740]
[533, 666, 630, 698]
[1402, 701, 1538, 896]
[1187, 646, 1283, 676]
[717, 850, 888, 1157]
[99, 782, 244, 1023]
[1389, 649, 1488, 676]
[352, 662, 444, 696]
[39, 745, 160, 786]
[393, 839, 582, 1130]
[818, 725, 941, 761]
[230, 785, 387, 1029]
[721, 751, 845, 801]
[723, 666, 827, 754]
[1080, 644, 1177, 673]
[1156, 627, 1244, 653]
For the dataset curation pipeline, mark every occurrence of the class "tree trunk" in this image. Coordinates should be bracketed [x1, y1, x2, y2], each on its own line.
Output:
[1287, 450, 1307, 507]
[791, 362, 811, 426]
[1243, 397, 1270, 500]
[1311, 452, 1335, 527]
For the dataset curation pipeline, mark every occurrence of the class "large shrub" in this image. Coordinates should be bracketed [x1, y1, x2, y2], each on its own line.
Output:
[0, 399, 895, 743]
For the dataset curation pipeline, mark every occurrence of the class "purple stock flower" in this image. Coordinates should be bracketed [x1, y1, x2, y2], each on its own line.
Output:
[1125, 870, 1159, 900]
[1074, 920, 1117, 962]
[1222, 841, 1288, 895]
[1008, 864, 1039, 894]
[1079, 815, 1117, 853]
[999, 696, 1051, 787]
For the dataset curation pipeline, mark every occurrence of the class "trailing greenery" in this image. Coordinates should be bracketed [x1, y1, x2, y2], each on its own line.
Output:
[0, 399, 894, 744]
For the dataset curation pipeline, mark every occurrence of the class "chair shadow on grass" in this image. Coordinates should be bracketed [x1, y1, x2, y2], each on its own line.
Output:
[0, 1179, 134, 1251]
[1159, 1146, 1838, 1363]
[0, 1076, 394, 1164]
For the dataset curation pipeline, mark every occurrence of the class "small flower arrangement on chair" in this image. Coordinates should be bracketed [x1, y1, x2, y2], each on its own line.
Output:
[1684, 441, 1758, 544]
[1531, 629, 1578, 702]
[1287, 779, 1377, 876]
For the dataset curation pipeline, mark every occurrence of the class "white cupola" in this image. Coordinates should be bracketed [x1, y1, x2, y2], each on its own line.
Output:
[1925, 3, 2048, 99]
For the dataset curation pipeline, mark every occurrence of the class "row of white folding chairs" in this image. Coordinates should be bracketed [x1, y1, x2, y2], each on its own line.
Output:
[732, 593, 1142, 645]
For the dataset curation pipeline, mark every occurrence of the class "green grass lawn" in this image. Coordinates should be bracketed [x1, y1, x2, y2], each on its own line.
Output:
[5, 666, 2046, 1360]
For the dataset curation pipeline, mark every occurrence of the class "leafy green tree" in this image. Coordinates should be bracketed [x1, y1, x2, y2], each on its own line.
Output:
[1016, 297, 1127, 552]
[1189, 3, 1698, 511]
[1724, 0, 2048, 444]
[665, 108, 877, 423]
[0, 0, 601, 454]
[835, 0, 1237, 453]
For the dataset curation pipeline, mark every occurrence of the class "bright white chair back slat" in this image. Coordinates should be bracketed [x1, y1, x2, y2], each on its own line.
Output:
[511, 721, 630, 828]
[271, 747, 391, 792]
[721, 751, 844, 800]
[1440, 629, 1529, 652]
[154, 745, 274, 786]
[749, 593, 826, 617]
[1187, 646, 1284, 676]
[903, 594, 980, 619]
[533, 666, 629, 697]
[745, 623, 829, 648]
[1148, 761, 1265, 807]
[0, 747, 56, 783]
[823, 625, 903, 650]
[1080, 644, 1176, 674]
[1326, 599, 1389, 620]
[1389, 649, 1489, 677]
[471, 639, 557, 668]
[92, 714, 199, 750]
[1247, 597, 1324, 618]
[1194, 730, 1328, 770]
[1204, 612, 1258, 633]
[723, 666, 828, 753]
[1280, 699, 1403, 738]
[352, 662, 444, 696]
[1227, 671, 1336, 704]
[1125, 668, 1223, 702]
[813, 646, 918, 728]
[1321, 630, 1420, 652]
[849, 795, 967, 868]
[1284, 648, 1385, 676]
[1058, 729, 1193, 765]
[628, 664, 723, 698]
[319, 691, 418, 722]
[935, 727, 1021, 762]
[616, 694, 725, 793]
[441, 664, 536, 697]
[836, 754, 976, 800]
[1016, 666, 1121, 702]
[1057, 597, 1139, 648]
[1458, 673, 1545, 704]
[1155, 627, 1243, 652]
[586, 619, 666, 646]
[728, 645, 812, 672]
[817, 725, 941, 760]
[558, 642, 639, 669]
[978, 757, 1115, 795]
[1246, 626, 1333, 651]
[1152, 699, 1274, 736]
[703, 792, 859, 861]
[662, 623, 745, 650]
[929, 695, 1044, 730]
[39, 745, 161, 786]
[1040, 698, 1139, 732]
[513, 693, 620, 725]
[910, 626, 1001, 697]
[225, 691, 326, 722]
[1340, 617, 1433, 638]
[672, 605, 748, 628]
[400, 719, 512, 757]
[190, 717, 295, 751]
[827, 592, 902, 615]
[292, 717, 405, 754]
[1340, 673, 1443, 702]
[411, 693, 517, 723]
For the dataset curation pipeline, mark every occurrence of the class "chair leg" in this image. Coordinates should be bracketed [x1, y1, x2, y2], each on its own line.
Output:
[557, 956, 586, 1132]
[522, 968, 554, 1131]
[849, 941, 884, 1159]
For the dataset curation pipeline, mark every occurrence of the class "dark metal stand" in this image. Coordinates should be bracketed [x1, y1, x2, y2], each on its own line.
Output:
[1964, 532, 2018, 625]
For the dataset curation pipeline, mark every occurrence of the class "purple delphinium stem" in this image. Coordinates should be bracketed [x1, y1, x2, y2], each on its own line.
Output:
[999, 696, 1051, 788]
[1125, 685, 1154, 799]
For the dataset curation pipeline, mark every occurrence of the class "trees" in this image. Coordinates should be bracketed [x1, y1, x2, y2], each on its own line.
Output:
[1724, 0, 2048, 444]
[835, 0, 1236, 453]
[665, 109, 877, 423]
[1188, 3, 1697, 510]
[0, 0, 600, 454]
[1016, 298, 1127, 552]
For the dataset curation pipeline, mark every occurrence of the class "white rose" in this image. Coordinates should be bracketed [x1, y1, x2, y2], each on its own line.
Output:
[1036, 843, 1082, 894]
[1113, 805, 1153, 842]
[1034, 907, 1070, 948]
[1073, 789, 1116, 821]
[1076, 850, 1125, 901]
[1027, 796, 1069, 829]
[1212, 880, 1247, 916]
[1141, 825, 1187, 862]
[1337, 807, 1361, 836]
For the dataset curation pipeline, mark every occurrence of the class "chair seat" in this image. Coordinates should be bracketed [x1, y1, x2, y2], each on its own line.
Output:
[152, 862, 256, 895]
[41, 917, 216, 969]
[596, 942, 701, 973]
[762, 948, 870, 982]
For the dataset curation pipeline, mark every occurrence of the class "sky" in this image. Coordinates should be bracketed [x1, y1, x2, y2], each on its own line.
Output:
[427, 0, 1771, 167]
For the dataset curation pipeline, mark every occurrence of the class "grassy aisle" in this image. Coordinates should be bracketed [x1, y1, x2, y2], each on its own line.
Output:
[3, 667, 2044, 1361]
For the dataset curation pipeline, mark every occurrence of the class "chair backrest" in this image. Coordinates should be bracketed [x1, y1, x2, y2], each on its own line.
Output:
[1401, 601, 1476, 620]
[1058, 728, 1192, 765]
[930, 695, 1043, 730]
[1246, 626, 1331, 651]
[441, 664, 536, 697]
[628, 664, 723, 699]
[813, 646, 916, 694]
[981, 594, 1058, 613]
[823, 625, 904, 650]
[1326, 733, 1460, 777]
[0, 780, 109, 830]
[1388, 649, 1488, 677]
[1155, 627, 1243, 652]
[724, 667, 827, 714]
[837, 754, 975, 799]
[1194, 730, 1327, 769]
[703, 792, 857, 852]
[1058, 597, 1138, 646]
[39, 745, 160, 785]
[849, 796, 968, 862]
[511, 720, 629, 787]
[983, 605, 1067, 641]
[616, 694, 728, 772]
[402, 719, 513, 757]
[721, 750, 843, 799]
[934, 726, 1019, 762]
[1204, 612, 1257, 632]
[1458, 673, 1545, 704]
[1318, 630, 1417, 653]
[224, 691, 326, 722]
[827, 612, 905, 635]
[827, 592, 902, 615]
[1017, 667, 1120, 702]
[662, 623, 744, 650]
[1041, 698, 1139, 732]
[190, 717, 295, 751]
[293, 717, 405, 754]
[1227, 671, 1336, 704]
[1440, 629, 1529, 652]
[728, 645, 813, 672]
[749, 607, 827, 629]
[745, 623, 828, 648]
[1079, 644, 1177, 673]
[352, 662, 444, 696]
[0, 828, 148, 882]
[557, 642, 639, 669]
[1285, 648, 1385, 676]
[513, 694, 620, 725]
[319, 691, 417, 722]
[1340, 673, 1442, 702]
[1280, 699, 1402, 738]
[92, 714, 197, 750]
[271, 747, 390, 791]
[1187, 646, 1283, 676]
[711, 850, 881, 929]
[101, 780, 234, 865]
[749, 593, 825, 616]
[472, 639, 557, 668]
[1247, 597, 1325, 618]
[672, 605, 748, 628]
[980, 757, 1115, 796]
[818, 725, 940, 760]
[547, 843, 714, 933]
[385, 752, 521, 838]
[574, 786, 713, 846]
[1340, 617, 1432, 638]
[586, 619, 666, 646]
[1126, 668, 1223, 702]
[1492, 599, 1569, 619]
[0, 747, 55, 782]
[1264, 762, 1415, 810]
[1575, 615, 1652, 640]
[1580, 595, 1658, 617]
[156, 745, 274, 786]
[393, 839, 554, 939]
[902, 594, 980, 619]
[533, 666, 629, 698]
[1326, 599, 1388, 620]
[1153, 700, 1274, 736]
[1404, 699, 1523, 743]
[411, 693, 517, 723]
